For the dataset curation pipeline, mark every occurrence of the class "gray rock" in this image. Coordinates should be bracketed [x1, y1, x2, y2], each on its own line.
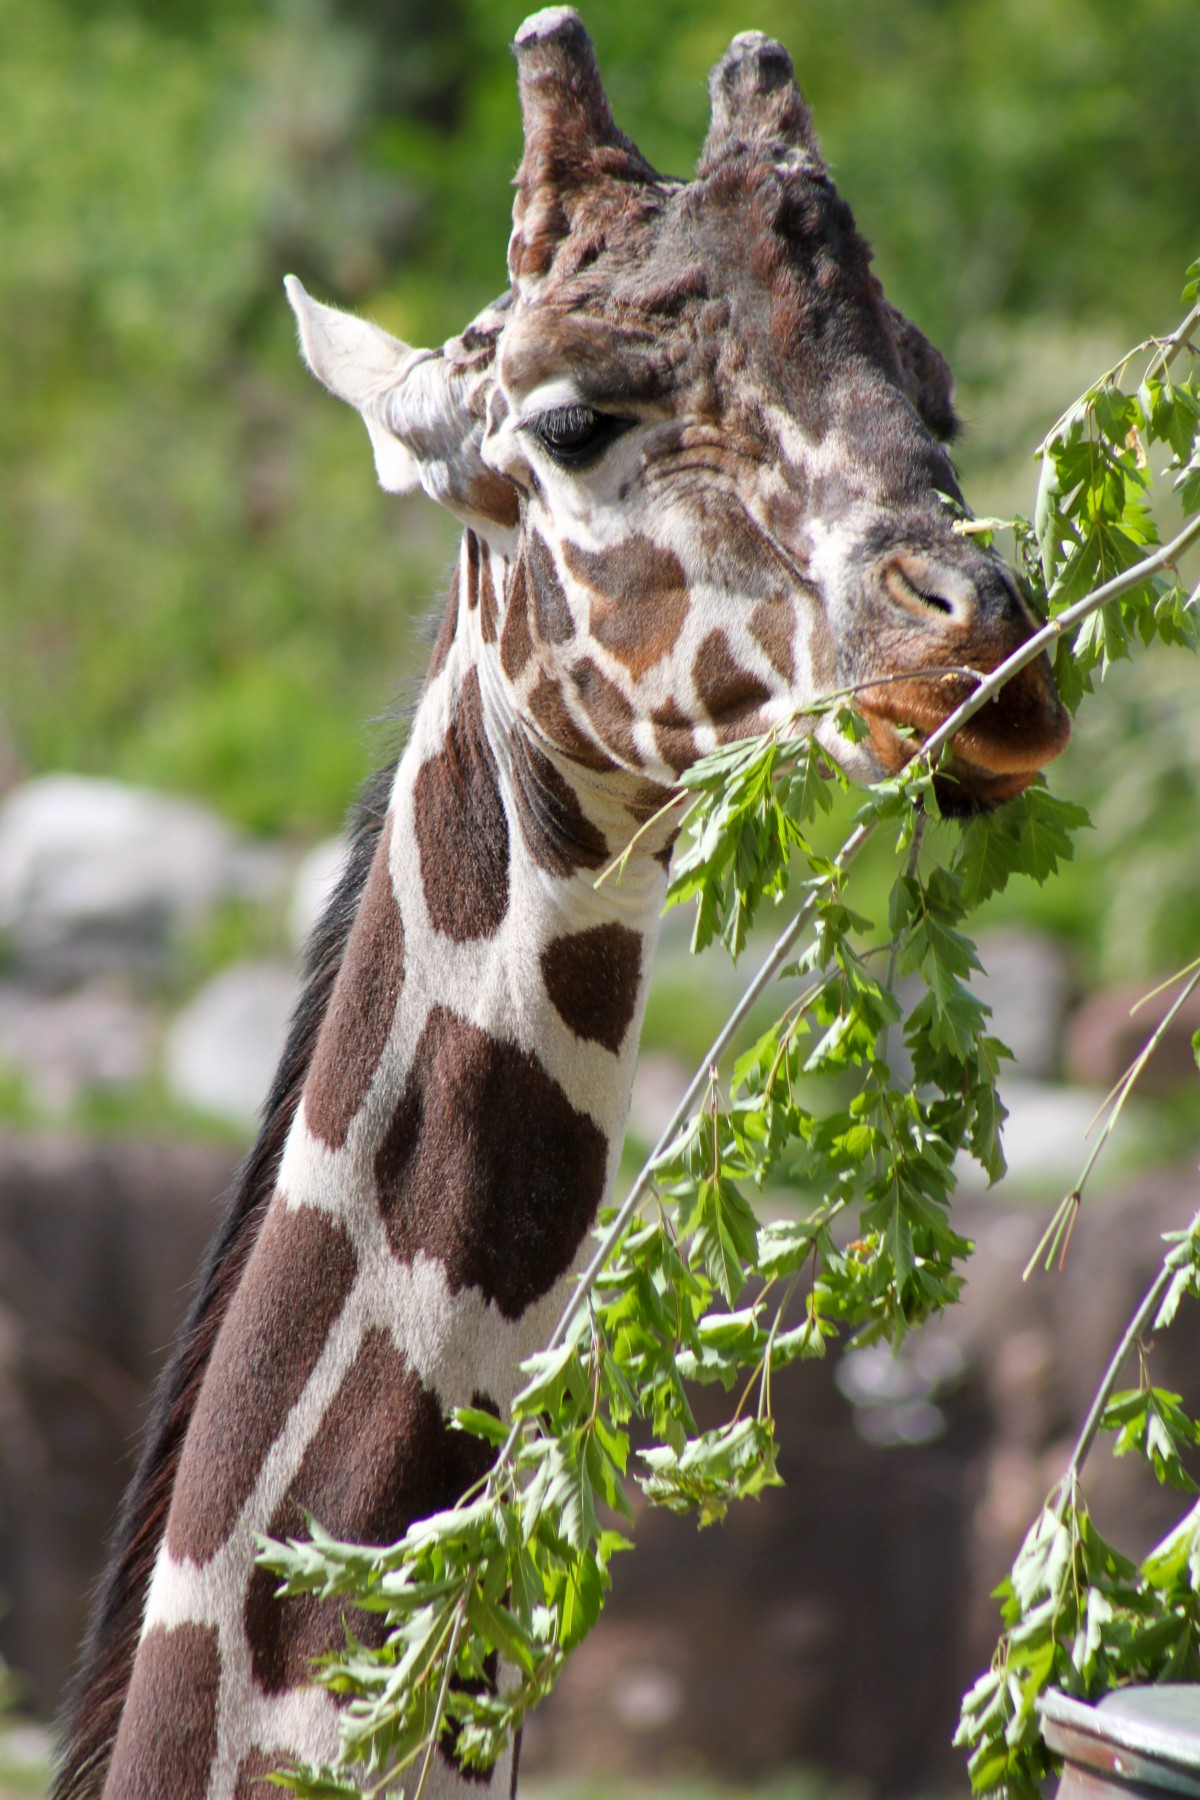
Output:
[0, 1129, 238, 1716]
[287, 836, 349, 950]
[973, 929, 1073, 1078]
[164, 960, 298, 1128]
[1065, 977, 1200, 1094]
[0, 981, 155, 1113]
[0, 776, 287, 980]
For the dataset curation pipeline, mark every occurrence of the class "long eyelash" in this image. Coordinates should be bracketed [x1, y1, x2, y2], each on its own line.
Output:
[546, 405, 595, 438]
[526, 406, 633, 469]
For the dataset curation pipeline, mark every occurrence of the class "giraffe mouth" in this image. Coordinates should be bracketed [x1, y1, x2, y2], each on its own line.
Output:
[857, 666, 1070, 816]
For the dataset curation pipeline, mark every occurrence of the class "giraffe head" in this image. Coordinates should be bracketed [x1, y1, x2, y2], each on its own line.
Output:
[287, 6, 1068, 815]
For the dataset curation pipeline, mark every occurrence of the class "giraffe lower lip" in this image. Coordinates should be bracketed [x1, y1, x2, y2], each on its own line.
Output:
[861, 708, 1035, 814]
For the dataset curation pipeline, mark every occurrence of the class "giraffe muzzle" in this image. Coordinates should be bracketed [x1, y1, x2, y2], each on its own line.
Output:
[858, 652, 1071, 814]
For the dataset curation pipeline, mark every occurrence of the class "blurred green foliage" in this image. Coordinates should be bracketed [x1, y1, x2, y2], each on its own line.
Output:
[2, 0, 1198, 966]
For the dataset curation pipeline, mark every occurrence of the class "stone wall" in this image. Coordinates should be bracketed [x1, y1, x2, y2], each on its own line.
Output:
[1, 1127, 1196, 1790]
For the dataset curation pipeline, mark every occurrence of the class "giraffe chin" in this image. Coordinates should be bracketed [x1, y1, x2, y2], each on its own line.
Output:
[930, 759, 1038, 818]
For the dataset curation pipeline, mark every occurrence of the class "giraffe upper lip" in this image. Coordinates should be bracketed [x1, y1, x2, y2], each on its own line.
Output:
[856, 661, 1069, 781]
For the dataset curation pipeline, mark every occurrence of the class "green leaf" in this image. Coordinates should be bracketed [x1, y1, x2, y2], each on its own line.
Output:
[1093, 382, 1137, 444]
[512, 1340, 590, 1419]
[452, 1406, 509, 1447]
[756, 1215, 825, 1278]
[639, 1419, 783, 1526]
[679, 1175, 759, 1304]
[1010, 1507, 1074, 1613]
[1177, 456, 1200, 514]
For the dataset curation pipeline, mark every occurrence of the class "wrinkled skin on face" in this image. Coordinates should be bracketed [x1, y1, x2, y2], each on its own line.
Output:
[289, 6, 1068, 813]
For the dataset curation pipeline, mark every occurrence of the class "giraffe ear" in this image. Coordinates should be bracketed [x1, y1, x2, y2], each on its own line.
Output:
[700, 32, 822, 169]
[509, 7, 655, 286]
[285, 277, 518, 529]
[286, 276, 431, 493]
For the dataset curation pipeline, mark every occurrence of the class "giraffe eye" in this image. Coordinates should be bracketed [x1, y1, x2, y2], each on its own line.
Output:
[527, 404, 631, 468]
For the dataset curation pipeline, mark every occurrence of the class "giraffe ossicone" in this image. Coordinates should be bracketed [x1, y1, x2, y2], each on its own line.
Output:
[56, 13, 1068, 1800]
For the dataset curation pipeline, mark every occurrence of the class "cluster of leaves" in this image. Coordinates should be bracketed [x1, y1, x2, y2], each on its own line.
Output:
[961, 261, 1199, 710]
[957, 1216, 1200, 1799]
[1033, 268, 1200, 708]
[258, 275, 1200, 1800]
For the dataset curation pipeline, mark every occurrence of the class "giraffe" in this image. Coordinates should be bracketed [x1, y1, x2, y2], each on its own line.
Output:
[55, 11, 1069, 1798]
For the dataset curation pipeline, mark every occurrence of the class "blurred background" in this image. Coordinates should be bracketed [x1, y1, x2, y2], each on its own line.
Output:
[0, 0, 1198, 1794]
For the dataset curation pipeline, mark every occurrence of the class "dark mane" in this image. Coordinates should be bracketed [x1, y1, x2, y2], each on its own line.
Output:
[51, 755, 398, 1800]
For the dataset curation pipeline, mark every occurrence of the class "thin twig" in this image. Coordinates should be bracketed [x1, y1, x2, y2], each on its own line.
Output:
[1039, 303, 1199, 445]
[1023, 958, 1200, 1280]
[1143, 303, 1200, 385]
[411, 1595, 470, 1800]
[594, 788, 689, 887]
[787, 664, 989, 724]
[1054, 1208, 1200, 1515]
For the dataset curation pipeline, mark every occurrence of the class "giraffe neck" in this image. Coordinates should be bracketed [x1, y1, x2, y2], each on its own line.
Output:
[98, 534, 669, 1798]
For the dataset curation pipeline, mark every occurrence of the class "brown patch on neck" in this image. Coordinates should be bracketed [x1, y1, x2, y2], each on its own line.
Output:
[305, 814, 403, 1150]
[164, 1201, 358, 1566]
[465, 532, 482, 608]
[651, 697, 699, 776]
[374, 1006, 607, 1319]
[102, 1624, 220, 1799]
[415, 668, 511, 941]
[478, 548, 499, 645]
[425, 566, 460, 688]
[510, 727, 609, 876]
[465, 468, 520, 531]
[562, 534, 690, 678]
[243, 1330, 495, 1696]
[500, 553, 533, 680]
[540, 922, 643, 1053]
[236, 1749, 287, 1798]
[464, 533, 500, 646]
[571, 656, 642, 767]
[527, 673, 614, 772]
[526, 530, 575, 645]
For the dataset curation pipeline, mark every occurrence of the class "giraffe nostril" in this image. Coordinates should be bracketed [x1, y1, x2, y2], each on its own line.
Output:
[884, 559, 954, 619]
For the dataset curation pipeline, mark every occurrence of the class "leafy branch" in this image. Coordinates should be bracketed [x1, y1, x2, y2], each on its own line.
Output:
[257, 271, 1200, 1800]
[956, 1197, 1200, 1800]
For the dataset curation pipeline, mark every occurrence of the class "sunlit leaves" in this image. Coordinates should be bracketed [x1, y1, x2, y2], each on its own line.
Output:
[666, 733, 838, 957]
[958, 1470, 1200, 1796]
[1101, 1387, 1200, 1492]
[954, 784, 1091, 908]
[1030, 330, 1200, 710]
[639, 1419, 783, 1526]
[959, 1205, 1200, 1794]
